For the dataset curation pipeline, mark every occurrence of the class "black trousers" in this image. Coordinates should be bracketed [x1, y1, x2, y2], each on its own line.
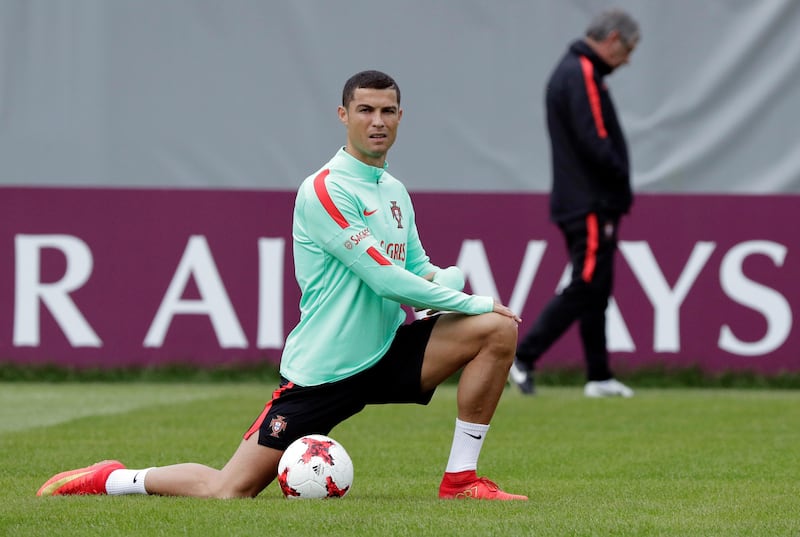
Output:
[517, 212, 620, 381]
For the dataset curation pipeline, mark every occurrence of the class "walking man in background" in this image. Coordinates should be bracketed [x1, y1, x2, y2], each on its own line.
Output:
[38, 70, 527, 501]
[510, 8, 640, 397]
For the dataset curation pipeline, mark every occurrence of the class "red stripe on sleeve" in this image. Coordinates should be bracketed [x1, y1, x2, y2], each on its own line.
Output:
[367, 246, 392, 266]
[579, 56, 608, 139]
[313, 169, 350, 229]
[243, 381, 295, 440]
[582, 213, 599, 282]
[312, 169, 390, 268]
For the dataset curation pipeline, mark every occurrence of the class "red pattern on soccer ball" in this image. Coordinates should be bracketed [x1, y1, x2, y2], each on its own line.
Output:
[300, 437, 337, 465]
[325, 476, 350, 497]
[278, 467, 301, 497]
[277, 434, 354, 499]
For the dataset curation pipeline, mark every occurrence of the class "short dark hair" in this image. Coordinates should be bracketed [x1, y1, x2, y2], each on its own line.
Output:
[341, 70, 401, 108]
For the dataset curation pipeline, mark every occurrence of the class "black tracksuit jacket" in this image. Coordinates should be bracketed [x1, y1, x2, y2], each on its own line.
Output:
[545, 39, 633, 224]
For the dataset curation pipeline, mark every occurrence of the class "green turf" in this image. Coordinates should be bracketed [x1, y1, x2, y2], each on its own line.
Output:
[2, 382, 798, 537]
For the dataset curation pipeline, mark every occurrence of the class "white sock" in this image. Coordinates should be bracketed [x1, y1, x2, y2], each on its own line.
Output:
[444, 419, 490, 473]
[105, 468, 152, 495]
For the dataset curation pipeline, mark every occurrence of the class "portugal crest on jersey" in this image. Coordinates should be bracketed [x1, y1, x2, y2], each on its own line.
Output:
[390, 201, 403, 229]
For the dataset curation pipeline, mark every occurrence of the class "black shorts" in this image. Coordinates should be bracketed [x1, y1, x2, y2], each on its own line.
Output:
[244, 315, 440, 451]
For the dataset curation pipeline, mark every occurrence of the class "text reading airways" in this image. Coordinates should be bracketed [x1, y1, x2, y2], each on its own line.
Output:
[8, 234, 792, 357]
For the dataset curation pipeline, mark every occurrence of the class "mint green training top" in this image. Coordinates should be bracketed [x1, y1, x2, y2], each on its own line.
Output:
[279, 148, 495, 386]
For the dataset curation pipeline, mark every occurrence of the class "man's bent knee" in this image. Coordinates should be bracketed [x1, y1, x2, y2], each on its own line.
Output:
[480, 312, 518, 358]
[489, 311, 518, 339]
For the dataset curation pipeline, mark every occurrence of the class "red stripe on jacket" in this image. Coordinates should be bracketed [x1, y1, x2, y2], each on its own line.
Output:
[582, 213, 598, 282]
[312, 168, 393, 266]
[367, 246, 392, 265]
[313, 169, 349, 229]
[579, 56, 608, 139]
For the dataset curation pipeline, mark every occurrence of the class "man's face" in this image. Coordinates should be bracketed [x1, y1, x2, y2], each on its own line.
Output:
[338, 87, 402, 167]
[606, 31, 638, 68]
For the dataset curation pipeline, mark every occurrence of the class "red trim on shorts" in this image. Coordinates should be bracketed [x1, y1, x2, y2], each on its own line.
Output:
[243, 381, 295, 440]
[580, 56, 608, 139]
[582, 213, 599, 283]
[313, 169, 350, 229]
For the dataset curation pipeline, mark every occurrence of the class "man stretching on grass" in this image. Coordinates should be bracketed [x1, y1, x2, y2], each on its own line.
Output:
[37, 70, 527, 501]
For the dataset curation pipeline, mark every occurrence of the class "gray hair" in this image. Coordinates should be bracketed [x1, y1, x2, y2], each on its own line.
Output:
[585, 8, 640, 45]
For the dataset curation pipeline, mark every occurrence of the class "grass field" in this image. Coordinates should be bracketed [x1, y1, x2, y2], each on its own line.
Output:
[1, 381, 798, 537]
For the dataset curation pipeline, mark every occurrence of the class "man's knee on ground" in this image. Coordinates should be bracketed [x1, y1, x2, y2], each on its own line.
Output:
[211, 481, 262, 499]
[206, 469, 270, 499]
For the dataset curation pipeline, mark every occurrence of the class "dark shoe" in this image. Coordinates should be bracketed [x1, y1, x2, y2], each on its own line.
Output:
[508, 358, 536, 395]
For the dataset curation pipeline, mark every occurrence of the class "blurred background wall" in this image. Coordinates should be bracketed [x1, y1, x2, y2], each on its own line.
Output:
[1, 1, 797, 373]
[1, 0, 798, 193]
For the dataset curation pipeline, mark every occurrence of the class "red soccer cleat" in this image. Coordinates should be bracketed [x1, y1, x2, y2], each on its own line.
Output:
[37, 460, 126, 497]
[438, 470, 528, 501]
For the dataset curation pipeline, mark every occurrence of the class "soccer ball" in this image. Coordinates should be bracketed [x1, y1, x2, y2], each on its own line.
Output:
[277, 434, 353, 499]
